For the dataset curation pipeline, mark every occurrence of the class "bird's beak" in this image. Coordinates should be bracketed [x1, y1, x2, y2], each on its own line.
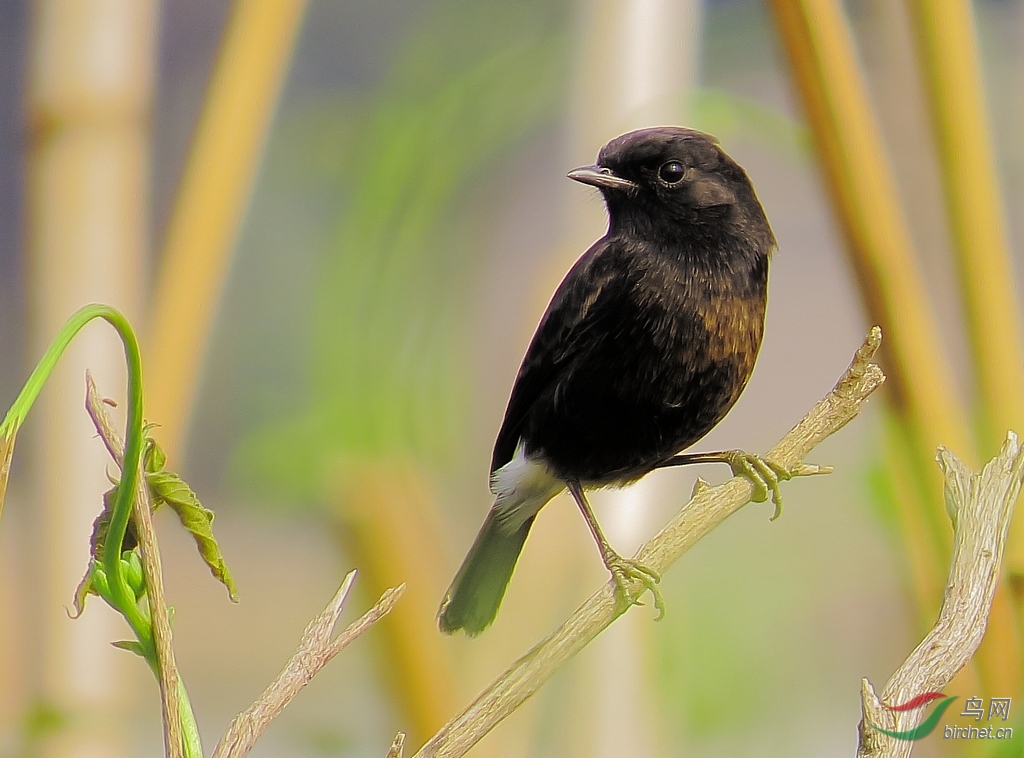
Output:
[567, 165, 637, 191]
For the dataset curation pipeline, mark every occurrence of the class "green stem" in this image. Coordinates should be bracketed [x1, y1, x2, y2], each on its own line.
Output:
[0, 304, 148, 639]
[137, 636, 202, 757]
[177, 679, 204, 758]
[1, 304, 202, 751]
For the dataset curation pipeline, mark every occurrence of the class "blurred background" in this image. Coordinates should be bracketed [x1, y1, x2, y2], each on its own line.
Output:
[1, 0, 1023, 756]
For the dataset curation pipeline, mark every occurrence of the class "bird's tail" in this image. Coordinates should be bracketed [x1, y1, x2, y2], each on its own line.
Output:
[437, 508, 535, 636]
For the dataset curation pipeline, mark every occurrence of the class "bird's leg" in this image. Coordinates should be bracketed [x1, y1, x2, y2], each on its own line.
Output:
[658, 450, 807, 520]
[566, 479, 665, 618]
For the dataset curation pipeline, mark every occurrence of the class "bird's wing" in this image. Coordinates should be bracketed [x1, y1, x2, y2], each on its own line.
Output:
[490, 239, 628, 473]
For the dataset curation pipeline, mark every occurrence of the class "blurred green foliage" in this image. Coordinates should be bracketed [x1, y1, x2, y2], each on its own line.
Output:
[2, 700, 67, 758]
[655, 545, 808, 740]
[234, 0, 568, 502]
[690, 87, 811, 159]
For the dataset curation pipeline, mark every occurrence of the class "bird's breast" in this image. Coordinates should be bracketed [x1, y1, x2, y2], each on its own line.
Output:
[631, 256, 766, 399]
[520, 246, 769, 485]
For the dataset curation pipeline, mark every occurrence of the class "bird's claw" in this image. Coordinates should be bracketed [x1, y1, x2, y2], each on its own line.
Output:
[605, 553, 665, 620]
[722, 450, 793, 520]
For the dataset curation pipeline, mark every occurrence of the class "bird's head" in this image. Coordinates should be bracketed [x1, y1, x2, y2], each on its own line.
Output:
[568, 126, 773, 248]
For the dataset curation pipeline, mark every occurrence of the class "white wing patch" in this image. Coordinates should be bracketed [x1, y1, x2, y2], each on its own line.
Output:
[490, 442, 564, 532]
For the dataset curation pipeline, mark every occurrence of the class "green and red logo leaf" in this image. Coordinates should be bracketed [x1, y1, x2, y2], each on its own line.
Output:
[868, 692, 958, 740]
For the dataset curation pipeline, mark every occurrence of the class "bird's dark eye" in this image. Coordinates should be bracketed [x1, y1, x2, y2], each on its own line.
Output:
[658, 161, 686, 185]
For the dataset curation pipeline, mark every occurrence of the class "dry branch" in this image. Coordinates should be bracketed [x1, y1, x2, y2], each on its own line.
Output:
[387, 733, 408, 758]
[213, 573, 405, 758]
[857, 433, 1024, 757]
[402, 328, 885, 758]
[85, 373, 184, 758]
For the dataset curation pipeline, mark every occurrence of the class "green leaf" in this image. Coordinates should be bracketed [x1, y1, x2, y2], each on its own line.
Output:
[148, 468, 238, 602]
[0, 428, 15, 522]
[143, 429, 167, 473]
[121, 550, 146, 601]
[111, 639, 147, 657]
[88, 485, 140, 565]
[72, 560, 102, 618]
[89, 489, 114, 564]
[93, 433, 239, 602]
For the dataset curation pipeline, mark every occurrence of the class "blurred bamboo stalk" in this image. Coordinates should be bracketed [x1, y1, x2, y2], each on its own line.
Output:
[329, 462, 464, 750]
[903, 0, 1024, 575]
[567, 1, 699, 756]
[767, 0, 968, 559]
[767, 0, 1021, 696]
[27, 2, 157, 756]
[881, 416, 945, 618]
[146, 0, 309, 460]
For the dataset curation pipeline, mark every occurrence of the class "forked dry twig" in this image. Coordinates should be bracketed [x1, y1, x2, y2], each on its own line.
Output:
[213, 573, 405, 758]
[857, 433, 1024, 757]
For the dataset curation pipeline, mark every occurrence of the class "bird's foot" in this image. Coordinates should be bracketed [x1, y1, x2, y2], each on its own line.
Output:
[720, 450, 793, 519]
[605, 552, 665, 620]
[660, 449, 831, 517]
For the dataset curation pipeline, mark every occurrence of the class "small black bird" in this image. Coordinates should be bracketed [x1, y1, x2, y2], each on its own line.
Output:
[438, 126, 785, 636]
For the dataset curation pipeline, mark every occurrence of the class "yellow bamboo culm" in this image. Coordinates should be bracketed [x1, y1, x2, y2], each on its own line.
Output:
[767, 0, 1022, 697]
[330, 463, 467, 750]
[904, 0, 1024, 700]
[146, 0, 309, 460]
[904, 0, 1024, 569]
[767, 0, 972, 533]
